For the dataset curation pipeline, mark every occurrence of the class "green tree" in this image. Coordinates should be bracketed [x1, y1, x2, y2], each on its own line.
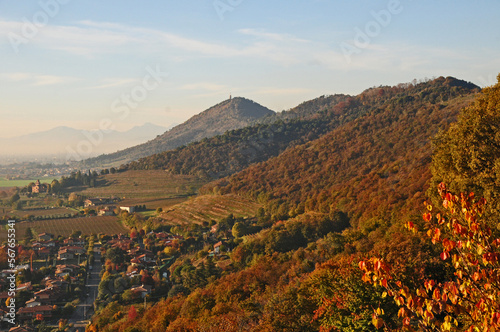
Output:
[231, 222, 248, 238]
[430, 73, 500, 219]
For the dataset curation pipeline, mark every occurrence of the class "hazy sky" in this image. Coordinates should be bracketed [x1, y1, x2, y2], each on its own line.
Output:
[1, 0, 499, 138]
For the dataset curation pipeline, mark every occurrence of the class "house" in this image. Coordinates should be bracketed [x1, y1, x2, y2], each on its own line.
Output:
[31, 180, 47, 194]
[17, 305, 53, 322]
[25, 298, 41, 308]
[17, 282, 32, 292]
[35, 247, 51, 259]
[63, 237, 86, 246]
[55, 264, 79, 277]
[120, 206, 136, 213]
[84, 198, 105, 207]
[57, 249, 74, 260]
[214, 241, 223, 255]
[130, 284, 152, 298]
[60, 246, 86, 255]
[44, 278, 69, 292]
[38, 233, 53, 241]
[137, 253, 155, 264]
[98, 206, 116, 216]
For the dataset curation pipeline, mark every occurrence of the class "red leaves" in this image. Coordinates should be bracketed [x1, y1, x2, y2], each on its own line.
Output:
[360, 184, 500, 331]
[440, 251, 450, 261]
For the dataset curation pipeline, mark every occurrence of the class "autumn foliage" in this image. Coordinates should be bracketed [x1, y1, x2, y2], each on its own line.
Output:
[360, 183, 500, 331]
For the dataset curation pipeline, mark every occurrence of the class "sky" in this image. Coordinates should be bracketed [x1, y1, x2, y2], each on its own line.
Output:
[0, 0, 499, 138]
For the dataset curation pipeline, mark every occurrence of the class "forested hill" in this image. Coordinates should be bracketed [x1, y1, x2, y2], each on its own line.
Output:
[204, 77, 480, 228]
[80, 97, 274, 167]
[128, 77, 479, 181]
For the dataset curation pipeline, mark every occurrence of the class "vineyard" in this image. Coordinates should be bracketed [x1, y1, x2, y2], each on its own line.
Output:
[1, 216, 128, 241]
[77, 170, 207, 199]
[159, 194, 261, 225]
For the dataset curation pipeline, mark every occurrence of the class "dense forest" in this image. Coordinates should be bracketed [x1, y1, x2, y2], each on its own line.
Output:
[86, 75, 500, 332]
[128, 77, 478, 180]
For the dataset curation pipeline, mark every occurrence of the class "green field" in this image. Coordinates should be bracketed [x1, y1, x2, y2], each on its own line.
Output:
[0, 178, 40, 188]
[0, 216, 128, 241]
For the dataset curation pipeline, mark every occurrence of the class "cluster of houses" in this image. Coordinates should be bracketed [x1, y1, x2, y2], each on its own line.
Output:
[104, 232, 185, 295]
[84, 197, 136, 216]
[0, 232, 87, 326]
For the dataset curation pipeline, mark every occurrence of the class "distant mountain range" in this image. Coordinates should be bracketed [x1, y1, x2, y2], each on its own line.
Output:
[0, 123, 170, 162]
[81, 97, 275, 167]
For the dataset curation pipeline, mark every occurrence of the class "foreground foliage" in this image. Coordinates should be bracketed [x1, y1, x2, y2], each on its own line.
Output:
[361, 183, 500, 331]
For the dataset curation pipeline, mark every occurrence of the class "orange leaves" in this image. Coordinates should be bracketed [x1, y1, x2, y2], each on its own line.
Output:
[360, 184, 500, 331]
[405, 221, 417, 233]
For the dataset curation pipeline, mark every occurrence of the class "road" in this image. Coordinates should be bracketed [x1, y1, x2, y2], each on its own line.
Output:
[70, 244, 102, 331]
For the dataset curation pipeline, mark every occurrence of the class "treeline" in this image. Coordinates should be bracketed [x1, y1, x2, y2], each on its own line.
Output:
[87, 76, 488, 332]
[127, 77, 478, 182]
[204, 77, 479, 231]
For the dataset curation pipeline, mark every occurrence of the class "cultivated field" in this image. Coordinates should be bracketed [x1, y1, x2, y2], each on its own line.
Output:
[22, 207, 78, 217]
[0, 216, 128, 241]
[76, 170, 208, 200]
[159, 194, 262, 226]
[0, 178, 39, 188]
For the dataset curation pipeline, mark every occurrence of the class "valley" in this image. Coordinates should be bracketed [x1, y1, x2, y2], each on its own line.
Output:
[1, 76, 500, 332]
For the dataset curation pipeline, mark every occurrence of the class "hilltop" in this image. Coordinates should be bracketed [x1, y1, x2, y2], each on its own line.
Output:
[81, 97, 274, 167]
[86, 76, 487, 332]
[128, 77, 479, 182]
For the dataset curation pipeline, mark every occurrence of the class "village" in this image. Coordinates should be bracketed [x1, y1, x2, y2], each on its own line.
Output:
[0, 205, 234, 331]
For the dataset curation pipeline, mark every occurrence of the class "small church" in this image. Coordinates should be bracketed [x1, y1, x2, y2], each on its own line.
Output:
[32, 180, 48, 193]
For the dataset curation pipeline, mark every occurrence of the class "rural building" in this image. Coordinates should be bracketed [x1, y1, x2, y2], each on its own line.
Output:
[120, 206, 136, 213]
[31, 180, 48, 194]
[131, 284, 152, 298]
[98, 206, 116, 216]
[214, 241, 223, 255]
[38, 233, 53, 241]
[84, 198, 112, 207]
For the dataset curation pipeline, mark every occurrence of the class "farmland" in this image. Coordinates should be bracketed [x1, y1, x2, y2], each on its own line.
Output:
[0, 178, 39, 188]
[76, 170, 207, 200]
[159, 194, 262, 226]
[0, 216, 128, 241]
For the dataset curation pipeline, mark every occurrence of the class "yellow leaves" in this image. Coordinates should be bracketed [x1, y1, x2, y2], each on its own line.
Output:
[372, 310, 385, 329]
[441, 315, 457, 331]
[372, 317, 384, 329]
